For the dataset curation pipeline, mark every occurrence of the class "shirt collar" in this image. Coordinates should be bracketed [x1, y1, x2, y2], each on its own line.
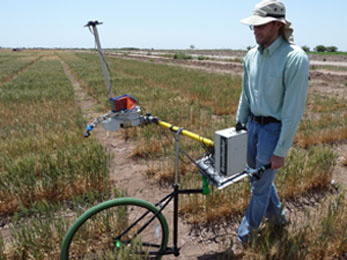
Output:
[257, 36, 284, 57]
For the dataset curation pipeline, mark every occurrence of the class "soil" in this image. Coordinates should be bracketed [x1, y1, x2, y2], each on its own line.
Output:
[63, 50, 347, 259]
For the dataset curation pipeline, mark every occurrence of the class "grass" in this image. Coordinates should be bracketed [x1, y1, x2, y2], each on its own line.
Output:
[1, 50, 346, 259]
[308, 51, 347, 56]
[173, 51, 193, 60]
[0, 51, 111, 258]
[311, 65, 347, 71]
[243, 192, 346, 259]
[0, 52, 41, 86]
[0, 54, 110, 215]
[3, 190, 115, 259]
[295, 93, 347, 148]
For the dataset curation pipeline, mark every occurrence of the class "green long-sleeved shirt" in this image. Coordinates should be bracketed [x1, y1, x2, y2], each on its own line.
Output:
[236, 36, 309, 157]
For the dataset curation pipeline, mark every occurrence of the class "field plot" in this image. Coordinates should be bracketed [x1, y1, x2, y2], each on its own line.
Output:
[0, 50, 41, 87]
[0, 52, 110, 258]
[0, 49, 346, 259]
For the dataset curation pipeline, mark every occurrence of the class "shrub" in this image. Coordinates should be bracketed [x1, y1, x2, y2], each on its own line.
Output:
[173, 52, 192, 60]
[198, 55, 210, 61]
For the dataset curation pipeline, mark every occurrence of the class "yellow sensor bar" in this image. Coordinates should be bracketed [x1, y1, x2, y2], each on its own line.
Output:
[157, 120, 214, 147]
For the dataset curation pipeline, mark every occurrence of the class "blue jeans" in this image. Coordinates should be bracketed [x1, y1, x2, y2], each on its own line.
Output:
[237, 118, 286, 242]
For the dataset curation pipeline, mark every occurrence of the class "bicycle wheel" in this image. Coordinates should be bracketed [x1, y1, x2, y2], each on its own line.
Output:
[60, 198, 169, 260]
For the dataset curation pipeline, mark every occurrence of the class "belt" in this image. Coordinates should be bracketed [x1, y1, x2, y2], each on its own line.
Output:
[250, 113, 281, 125]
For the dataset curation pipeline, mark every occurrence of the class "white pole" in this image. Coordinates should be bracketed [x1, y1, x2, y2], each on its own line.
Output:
[85, 21, 114, 100]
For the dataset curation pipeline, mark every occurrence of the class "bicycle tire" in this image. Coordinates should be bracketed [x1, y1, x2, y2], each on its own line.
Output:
[60, 197, 169, 260]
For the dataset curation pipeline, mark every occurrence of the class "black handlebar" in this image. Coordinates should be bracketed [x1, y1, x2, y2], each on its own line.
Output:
[251, 163, 272, 179]
[236, 121, 247, 132]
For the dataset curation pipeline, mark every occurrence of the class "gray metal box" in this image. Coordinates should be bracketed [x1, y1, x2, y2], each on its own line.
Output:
[215, 127, 247, 176]
[101, 106, 141, 131]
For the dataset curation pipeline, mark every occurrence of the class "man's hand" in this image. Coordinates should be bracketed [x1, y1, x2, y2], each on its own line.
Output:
[236, 122, 247, 132]
[270, 155, 285, 170]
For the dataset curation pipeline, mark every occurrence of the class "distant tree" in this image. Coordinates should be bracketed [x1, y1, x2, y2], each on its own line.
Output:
[326, 46, 338, 52]
[314, 45, 327, 52]
[301, 45, 310, 52]
[190, 45, 195, 50]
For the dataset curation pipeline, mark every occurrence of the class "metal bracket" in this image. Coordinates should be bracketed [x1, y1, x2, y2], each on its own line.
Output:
[174, 127, 184, 185]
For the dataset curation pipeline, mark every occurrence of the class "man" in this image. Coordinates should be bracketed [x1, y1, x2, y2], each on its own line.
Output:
[235, 0, 309, 243]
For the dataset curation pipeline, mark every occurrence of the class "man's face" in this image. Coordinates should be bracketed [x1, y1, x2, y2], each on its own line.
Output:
[252, 21, 282, 48]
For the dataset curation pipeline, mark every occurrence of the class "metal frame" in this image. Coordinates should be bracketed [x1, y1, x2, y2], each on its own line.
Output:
[152, 129, 206, 257]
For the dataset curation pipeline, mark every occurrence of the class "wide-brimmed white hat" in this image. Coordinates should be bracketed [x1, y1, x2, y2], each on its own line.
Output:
[241, 0, 294, 43]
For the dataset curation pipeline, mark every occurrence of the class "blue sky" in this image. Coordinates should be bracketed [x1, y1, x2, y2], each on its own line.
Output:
[2, 0, 346, 51]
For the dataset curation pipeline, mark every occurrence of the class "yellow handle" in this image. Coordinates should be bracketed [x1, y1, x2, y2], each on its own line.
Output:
[157, 120, 214, 147]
